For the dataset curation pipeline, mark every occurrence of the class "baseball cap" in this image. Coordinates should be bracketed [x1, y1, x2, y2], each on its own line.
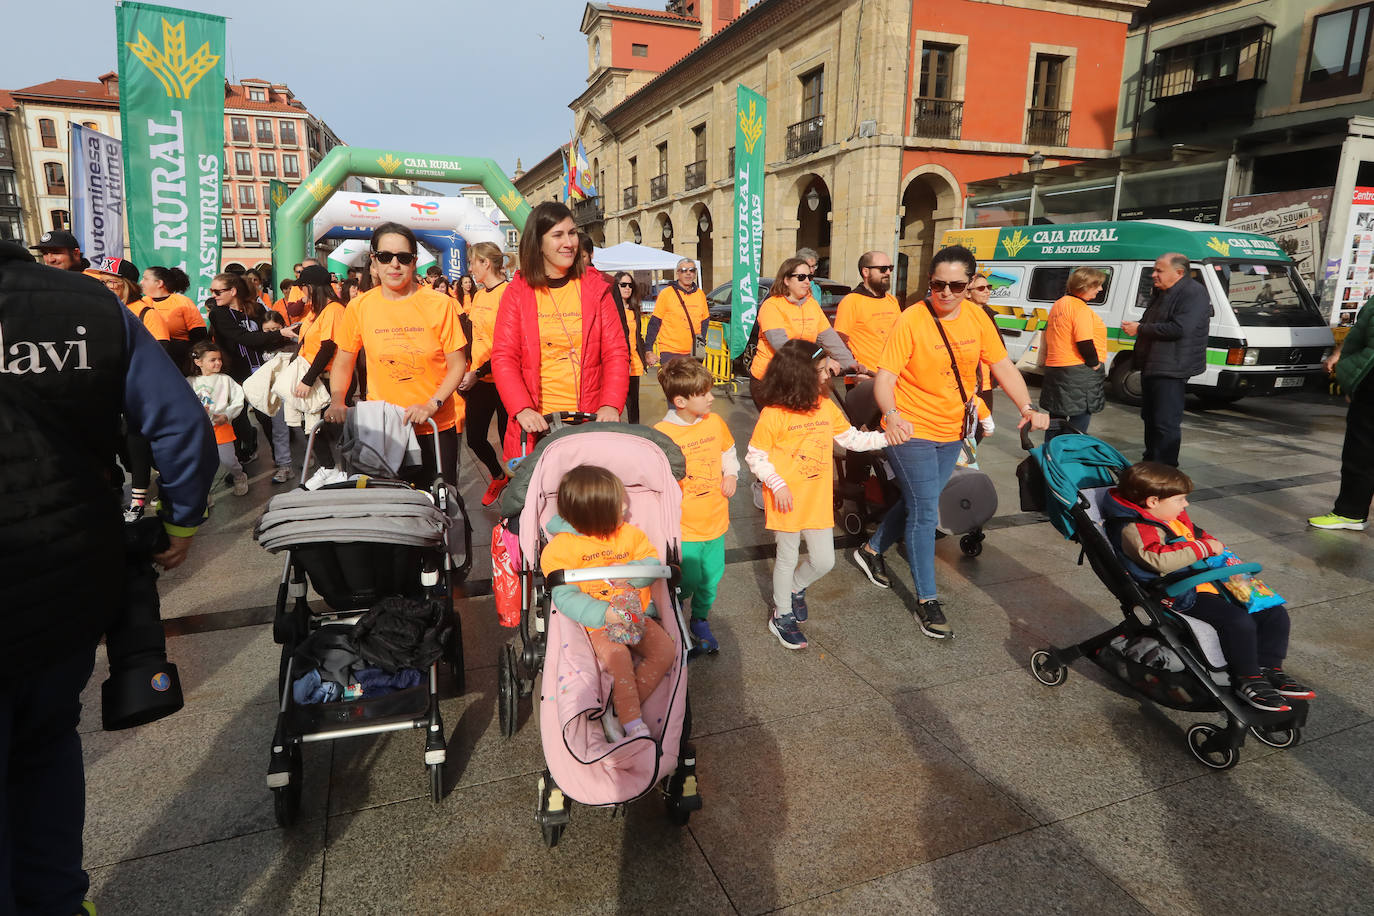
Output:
[92, 256, 140, 284]
[30, 229, 80, 250]
[296, 264, 333, 287]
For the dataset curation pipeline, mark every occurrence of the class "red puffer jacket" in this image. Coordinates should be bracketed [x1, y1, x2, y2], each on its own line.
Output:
[492, 268, 629, 458]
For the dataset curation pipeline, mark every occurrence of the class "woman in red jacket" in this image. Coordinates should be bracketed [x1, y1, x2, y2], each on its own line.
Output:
[492, 201, 629, 459]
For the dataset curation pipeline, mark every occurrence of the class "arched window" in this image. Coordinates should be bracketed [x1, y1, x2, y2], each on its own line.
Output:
[51, 210, 70, 230]
[38, 118, 58, 148]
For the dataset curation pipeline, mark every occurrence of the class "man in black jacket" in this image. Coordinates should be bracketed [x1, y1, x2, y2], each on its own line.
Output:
[0, 241, 217, 915]
[1122, 252, 1210, 467]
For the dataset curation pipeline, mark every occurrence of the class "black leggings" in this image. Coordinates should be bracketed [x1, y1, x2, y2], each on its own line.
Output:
[119, 430, 154, 490]
[1183, 591, 1290, 680]
[404, 426, 460, 489]
[626, 375, 641, 424]
[461, 380, 508, 480]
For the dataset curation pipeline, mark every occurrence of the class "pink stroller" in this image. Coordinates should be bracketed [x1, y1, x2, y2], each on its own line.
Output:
[496, 417, 701, 847]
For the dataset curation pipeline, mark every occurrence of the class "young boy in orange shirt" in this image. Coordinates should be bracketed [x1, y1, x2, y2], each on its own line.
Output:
[654, 358, 739, 653]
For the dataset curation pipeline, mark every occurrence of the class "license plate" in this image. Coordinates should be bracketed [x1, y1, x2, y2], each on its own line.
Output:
[1276, 376, 1305, 388]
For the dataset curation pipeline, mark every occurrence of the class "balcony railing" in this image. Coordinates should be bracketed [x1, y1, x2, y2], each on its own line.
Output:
[912, 98, 964, 140]
[785, 115, 824, 160]
[649, 173, 668, 201]
[684, 159, 706, 190]
[1025, 108, 1070, 147]
[573, 195, 604, 226]
[623, 186, 637, 209]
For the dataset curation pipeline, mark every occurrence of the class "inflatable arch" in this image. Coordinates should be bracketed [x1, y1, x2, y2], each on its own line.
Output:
[272, 147, 530, 294]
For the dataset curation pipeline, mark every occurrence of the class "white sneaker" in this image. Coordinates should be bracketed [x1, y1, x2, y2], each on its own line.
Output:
[231, 473, 249, 496]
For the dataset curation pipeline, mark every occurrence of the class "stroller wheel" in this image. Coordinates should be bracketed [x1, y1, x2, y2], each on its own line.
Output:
[498, 644, 519, 739]
[1187, 723, 1239, 770]
[959, 533, 984, 557]
[541, 821, 565, 848]
[1249, 725, 1301, 749]
[1030, 650, 1068, 687]
[271, 746, 303, 828]
[429, 762, 444, 803]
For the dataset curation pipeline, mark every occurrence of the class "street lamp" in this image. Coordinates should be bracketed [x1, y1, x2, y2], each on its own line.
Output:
[632, 224, 642, 244]
[662, 221, 673, 241]
[1028, 151, 1045, 171]
[698, 213, 711, 234]
[805, 187, 821, 211]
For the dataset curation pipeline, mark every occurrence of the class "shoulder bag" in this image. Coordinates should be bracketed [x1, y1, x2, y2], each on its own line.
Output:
[926, 304, 980, 439]
[672, 287, 707, 359]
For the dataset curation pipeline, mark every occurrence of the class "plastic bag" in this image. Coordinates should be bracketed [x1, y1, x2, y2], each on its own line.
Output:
[491, 521, 521, 628]
[604, 589, 645, 645]
[1209, 550, 1285, 614]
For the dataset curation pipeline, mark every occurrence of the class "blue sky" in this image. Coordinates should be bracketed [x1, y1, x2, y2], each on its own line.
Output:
[2, 0, 591, 186]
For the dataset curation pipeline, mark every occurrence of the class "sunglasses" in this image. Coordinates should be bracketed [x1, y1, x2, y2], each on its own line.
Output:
[210, 287, 230, 294]
[677, 267, 697, 273]
[618, 281, 635, 288]
[866, 264, 894, 273]
[789, 272, 813, 281]
[967, 284, 990, 292]
[929, 280, 969, 293]
[373, 251, 416, 265]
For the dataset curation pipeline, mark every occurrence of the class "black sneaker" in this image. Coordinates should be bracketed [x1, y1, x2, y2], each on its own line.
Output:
[852, 546, 890, 589]
[767, 612, 808, 650]
[914, 600, 952, 639]
[1262, 667, 1316, 700]
[122, 502, 145, 524]
[791, 589, 808, 622]
[1237, 677, 1291, 712]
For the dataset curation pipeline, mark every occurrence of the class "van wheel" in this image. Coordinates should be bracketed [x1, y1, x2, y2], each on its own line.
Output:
[1108, 355, 1144, 407]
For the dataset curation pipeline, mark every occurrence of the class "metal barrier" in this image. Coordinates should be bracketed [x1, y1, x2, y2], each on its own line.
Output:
[703, 321, 739, 395]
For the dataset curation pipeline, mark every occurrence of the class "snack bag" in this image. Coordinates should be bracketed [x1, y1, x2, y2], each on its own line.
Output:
[1216, 551, 1285, 613]
[604, 588, 646, 645]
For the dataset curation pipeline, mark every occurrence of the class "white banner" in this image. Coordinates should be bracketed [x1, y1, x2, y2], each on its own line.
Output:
[69, 122, 126, 262]
[309, 191, 503, 246]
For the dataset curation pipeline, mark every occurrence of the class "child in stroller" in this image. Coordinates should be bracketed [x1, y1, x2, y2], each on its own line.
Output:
[1104, 462, 1315, 712]
[540, 464, 676, 741]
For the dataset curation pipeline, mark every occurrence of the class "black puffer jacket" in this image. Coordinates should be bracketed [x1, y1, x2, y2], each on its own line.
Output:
[1133, 275, 1210, 379]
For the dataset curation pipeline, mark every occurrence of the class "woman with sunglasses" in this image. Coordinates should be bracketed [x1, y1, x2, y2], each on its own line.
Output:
[457, 241, 512, 506]
[208, 272, 297, 479]
[490, 201, 628, 459]
[324, 222, 468, 486]
[749, 257, 857, 403]
[965, 271, 1001, 427]
[851, 245, 1048, 640]
[613, 272, 649, 423]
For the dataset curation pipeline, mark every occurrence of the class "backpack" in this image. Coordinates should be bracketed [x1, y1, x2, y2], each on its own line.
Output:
[1032, 433, 1130, 539]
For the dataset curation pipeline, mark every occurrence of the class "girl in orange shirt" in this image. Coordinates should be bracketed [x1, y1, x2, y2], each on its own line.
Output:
[457, 243, 511, 506]
[746, 340, 886, 649]
[539, 465, 675, 739]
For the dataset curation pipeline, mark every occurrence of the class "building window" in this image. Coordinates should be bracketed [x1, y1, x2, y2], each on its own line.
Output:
[248, 88, 266, 102]
[230, 117, 249, 143]
[0, 125, 7, 153]
[242, 218, 259, 243]
[266, 219, 272, 243]
[38, 118, 58, 149]
[51, 210, 69, 230]
[262, 185, 272, 207]
[222, 217, 236, 241]
[234, 151, 253, 175]
[259, 153, 276, 176]
[0, 172, 16, 207]
[1303, 3, 1373, 101]
[221, 184, 232, 207]
[1150, 23, 1273, 99]
[632, 43, 648, 57]
[920, 43, 958, 100]
[800, 67, 824, 119]
[256, 118, 273, 143]
[914, 41, 965, 139]
[279, 120, 297, 145]
[82, 121, 98, 130]
[283, 154, 299, 178]
[1031, 54, 1066, 110]
[0, 213, 21, 242]
[506, 228, 519, 249]
[1027, 54, 1071, 147]
[43, 161, 65, 195]
[238, 185, 256, 208]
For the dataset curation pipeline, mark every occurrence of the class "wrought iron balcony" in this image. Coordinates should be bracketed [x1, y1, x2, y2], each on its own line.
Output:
[684, 159, 706, 190]
[1025, 108, 1070, 147]
[912, 98, 963, 140]
[573, 195, 604, 226]
[623, 186, 638, 209]
[785, 115, 824, 160]
[649, 173, 668, 201]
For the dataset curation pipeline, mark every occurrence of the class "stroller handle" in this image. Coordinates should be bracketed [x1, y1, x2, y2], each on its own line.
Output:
[302, 414, 440, 482]
[517, 411, 599, 457]
[1020, 418, 1088, 452]
[548, 564, 674, 586]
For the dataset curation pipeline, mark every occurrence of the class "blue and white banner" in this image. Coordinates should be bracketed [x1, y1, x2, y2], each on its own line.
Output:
[69, 122, 126, 262]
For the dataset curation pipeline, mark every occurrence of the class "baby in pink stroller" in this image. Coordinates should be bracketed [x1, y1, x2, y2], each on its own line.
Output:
[498, 420, 700, 847]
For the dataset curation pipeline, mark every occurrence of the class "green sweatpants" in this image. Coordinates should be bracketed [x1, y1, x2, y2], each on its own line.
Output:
[679, 535, 726, 619]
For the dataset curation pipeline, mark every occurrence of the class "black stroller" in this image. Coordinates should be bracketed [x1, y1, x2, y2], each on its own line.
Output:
[254, 416, 469, 825]
[1021, 427, 1308, 769]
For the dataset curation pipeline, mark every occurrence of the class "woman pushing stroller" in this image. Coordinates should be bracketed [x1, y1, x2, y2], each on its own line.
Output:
[1104, 461, 1315, 712]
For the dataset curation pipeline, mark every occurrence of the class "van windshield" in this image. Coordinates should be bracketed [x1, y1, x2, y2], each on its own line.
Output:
[1209, 262, 1326, 328]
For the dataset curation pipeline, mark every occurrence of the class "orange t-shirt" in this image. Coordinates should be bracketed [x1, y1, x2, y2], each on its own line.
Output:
[1044, 295, 1108, 367]
[127, 301, 171, 341]
[654, 413, 734, 540]
[625, 305, 644, 377]
[833, 289, 901, 369]
[535, 280, 583, 414]
[651, 285, 708, 354]
[299, 300, 347, 372]
[539, 521, 658, 621]
[877, 302, 1008, 443]
[334, 286, 467, 432]
[144, 293, 205, 340]
[1165, 519, 1218, 594]
[751, 295, 829, 379]
[749, 398, 850, 532]
[467, 281, 505, 382]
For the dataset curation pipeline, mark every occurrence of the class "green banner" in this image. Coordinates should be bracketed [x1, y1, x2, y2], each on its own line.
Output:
[268, 179, 289, 257]
[730, 86, 766, 358]
[116, 2, 226, 306]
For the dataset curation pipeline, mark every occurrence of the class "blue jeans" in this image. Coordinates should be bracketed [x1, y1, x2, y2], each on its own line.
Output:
[1, 644, 98, 915]
[866, 438, 962, 601]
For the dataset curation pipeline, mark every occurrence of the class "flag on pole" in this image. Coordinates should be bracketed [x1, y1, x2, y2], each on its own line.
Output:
[566, 137, 587, 202]
[574, 140, 597, 197]
[561, 148, 573, 202]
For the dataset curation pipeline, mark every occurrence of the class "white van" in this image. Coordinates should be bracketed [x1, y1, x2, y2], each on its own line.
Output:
[941, 220, 1335, 404]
